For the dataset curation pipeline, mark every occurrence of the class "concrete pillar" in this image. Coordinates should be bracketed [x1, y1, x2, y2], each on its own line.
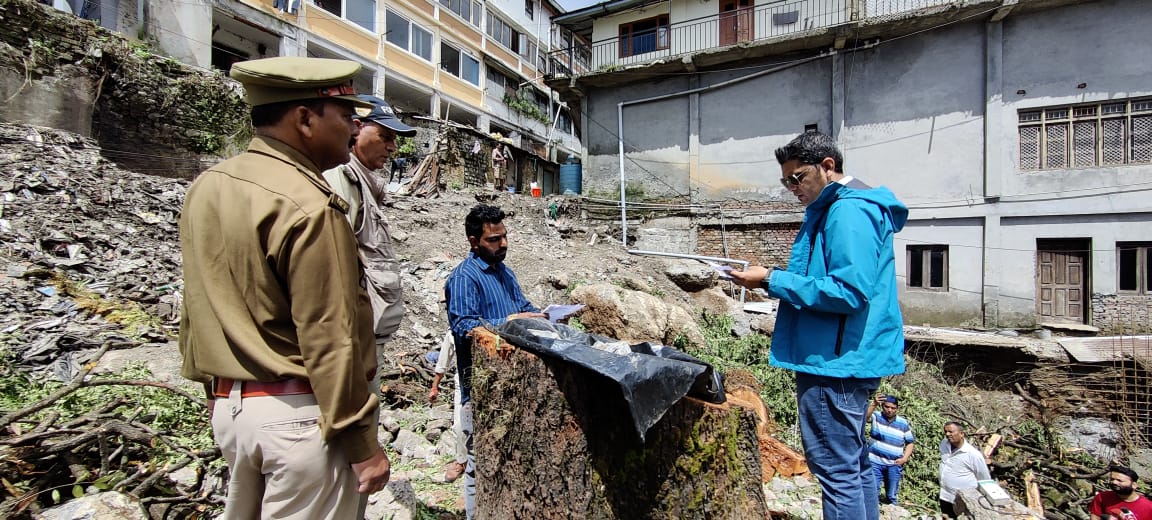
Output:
[279, 27, 307, 57]
[830, 52, 845, 140]
[477, 114, 491, 133]
[983, 21, 1003, 199]
[430, 91, 442, 121]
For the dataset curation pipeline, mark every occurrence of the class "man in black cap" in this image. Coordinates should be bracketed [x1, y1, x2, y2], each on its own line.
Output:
[323, 95, 416, 381]
[180, 56, 390, 519]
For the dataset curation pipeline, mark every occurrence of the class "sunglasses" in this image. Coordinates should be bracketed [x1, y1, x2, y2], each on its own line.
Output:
[779, 166, 814, 187]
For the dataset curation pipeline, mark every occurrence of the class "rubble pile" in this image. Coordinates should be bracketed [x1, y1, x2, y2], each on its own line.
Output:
[0, 123, 185, 378]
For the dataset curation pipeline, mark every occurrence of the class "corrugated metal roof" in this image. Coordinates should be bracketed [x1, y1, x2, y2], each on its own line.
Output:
[1057, 336, 1152, 363]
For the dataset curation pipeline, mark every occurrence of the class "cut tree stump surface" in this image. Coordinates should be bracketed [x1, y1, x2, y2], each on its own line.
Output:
[470, 328, 771, 519]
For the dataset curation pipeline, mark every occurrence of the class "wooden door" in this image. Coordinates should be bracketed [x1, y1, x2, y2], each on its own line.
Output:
[719, 0, 754, 47]
[1036, 239, 1089, 324]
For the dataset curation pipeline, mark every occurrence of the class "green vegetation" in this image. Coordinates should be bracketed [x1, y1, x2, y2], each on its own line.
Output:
[502, 89, 550, 124]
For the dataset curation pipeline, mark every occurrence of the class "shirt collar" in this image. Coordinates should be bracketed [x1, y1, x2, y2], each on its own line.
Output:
[467, 251, 499, 271]
[248, 135, 323, 176]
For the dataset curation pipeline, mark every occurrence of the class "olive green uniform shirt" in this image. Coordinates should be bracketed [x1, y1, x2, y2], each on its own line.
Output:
[179, 135, 379, 463]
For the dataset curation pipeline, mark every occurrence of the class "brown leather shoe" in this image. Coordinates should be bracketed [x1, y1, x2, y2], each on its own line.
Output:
[444, 461, 466, 482]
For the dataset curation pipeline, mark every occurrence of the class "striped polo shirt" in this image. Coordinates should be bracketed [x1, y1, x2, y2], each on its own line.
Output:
[868, 411, 915, 465]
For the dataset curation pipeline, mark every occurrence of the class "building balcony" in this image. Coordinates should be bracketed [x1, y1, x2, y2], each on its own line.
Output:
[549, 0, 988, 75]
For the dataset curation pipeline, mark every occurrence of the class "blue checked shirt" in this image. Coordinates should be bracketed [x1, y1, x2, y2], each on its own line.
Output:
[445, 252, 537, 402]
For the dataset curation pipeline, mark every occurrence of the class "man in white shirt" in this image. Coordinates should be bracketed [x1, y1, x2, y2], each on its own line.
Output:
[938, 421, 991, 518]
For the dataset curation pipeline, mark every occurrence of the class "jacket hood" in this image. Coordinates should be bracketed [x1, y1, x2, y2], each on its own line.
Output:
[810, 179, 908, 232]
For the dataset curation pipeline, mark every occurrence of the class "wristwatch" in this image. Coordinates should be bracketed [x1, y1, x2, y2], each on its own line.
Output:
[759, 266, 779, 291]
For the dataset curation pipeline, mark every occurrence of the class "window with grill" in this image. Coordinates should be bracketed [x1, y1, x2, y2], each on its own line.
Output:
[1118, 242, 1152, 295]
[1019, 98, 1152, 170]
[619, 15, 669, 58]
[907, 245, 948, 290]
[386, 10, 433, 61]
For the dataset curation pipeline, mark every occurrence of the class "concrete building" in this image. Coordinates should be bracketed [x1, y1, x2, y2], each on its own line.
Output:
[549, 0, 1152, 333]
[68, 0, 586, 192]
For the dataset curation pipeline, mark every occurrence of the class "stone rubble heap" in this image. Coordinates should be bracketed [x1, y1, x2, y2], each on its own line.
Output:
[0, 123, 184, 379]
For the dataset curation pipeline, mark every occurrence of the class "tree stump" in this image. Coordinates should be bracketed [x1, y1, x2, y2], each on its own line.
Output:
[469, 329, 769, 519]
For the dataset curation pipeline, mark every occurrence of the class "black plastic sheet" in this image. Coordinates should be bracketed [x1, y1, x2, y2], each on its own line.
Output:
[495, 318, 726, 440]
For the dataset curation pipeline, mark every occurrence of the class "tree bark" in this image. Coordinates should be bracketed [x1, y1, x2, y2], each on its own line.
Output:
[469, 330, 768, 519]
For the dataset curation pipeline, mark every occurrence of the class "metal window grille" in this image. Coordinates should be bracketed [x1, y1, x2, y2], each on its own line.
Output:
[1103, 118, 1126, 165]
[1132, 115, 1152, 163]
[1018, 98, 1152, 171]
[1020, 126, 1040, 169]
[1045, 123, 1069, 169]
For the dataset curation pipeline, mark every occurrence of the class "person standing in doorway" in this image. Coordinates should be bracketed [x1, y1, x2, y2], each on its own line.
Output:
[730, 131, 908, 520]
[491, 143, 508, 191]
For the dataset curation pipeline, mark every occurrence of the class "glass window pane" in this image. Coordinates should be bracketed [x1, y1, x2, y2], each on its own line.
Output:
[347, 0, 374, 31]
[413, 26, 432, 61]
[908, 248, 923, 288]
[386, 11, 409, 50]
[1119, 247, 1138, 291]
[929, 249, 945, 288]
[441, 44, 460, 73]
[462, 54, 480, 85]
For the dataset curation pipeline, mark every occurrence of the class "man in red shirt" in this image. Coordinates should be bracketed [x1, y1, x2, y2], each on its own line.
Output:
[1091, 466, 1152, 519]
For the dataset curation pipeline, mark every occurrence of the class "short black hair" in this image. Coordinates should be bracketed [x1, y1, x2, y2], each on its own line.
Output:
[250, 98, 329, 128]
[465, 204, 505, 239]
[774, 131, 845, 173]
[1111, 465, 1140, 483]
[944, 421, 964, 432]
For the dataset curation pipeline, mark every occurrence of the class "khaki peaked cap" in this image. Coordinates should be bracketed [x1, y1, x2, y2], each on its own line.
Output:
[230, 57, 375, 108]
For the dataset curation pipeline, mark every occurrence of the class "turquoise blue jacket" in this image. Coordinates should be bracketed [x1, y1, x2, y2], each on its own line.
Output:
[766, 178, 908, 379]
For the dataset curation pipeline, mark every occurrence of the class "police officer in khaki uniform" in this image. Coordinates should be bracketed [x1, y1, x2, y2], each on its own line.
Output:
[179, 56, 389, 519]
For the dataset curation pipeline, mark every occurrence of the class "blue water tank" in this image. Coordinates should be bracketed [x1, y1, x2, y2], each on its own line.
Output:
[559, 158, 582, 195]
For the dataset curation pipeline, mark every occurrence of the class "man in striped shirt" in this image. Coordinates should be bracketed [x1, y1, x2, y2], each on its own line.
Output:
[867, 394, 915, 505]
[445, 204, 544, 519]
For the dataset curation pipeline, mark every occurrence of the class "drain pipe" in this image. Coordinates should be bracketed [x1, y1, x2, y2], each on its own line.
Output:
[618, 101, 627, 246]
[628, 249, 748, 303]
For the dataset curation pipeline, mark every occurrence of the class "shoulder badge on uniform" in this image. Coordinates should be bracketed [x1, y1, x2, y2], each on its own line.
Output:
[329, 193, 350, 214]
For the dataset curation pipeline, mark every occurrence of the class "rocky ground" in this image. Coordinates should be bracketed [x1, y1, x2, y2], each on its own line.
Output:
[0, 122, 1109, 519]
[0, 122, 804, 518]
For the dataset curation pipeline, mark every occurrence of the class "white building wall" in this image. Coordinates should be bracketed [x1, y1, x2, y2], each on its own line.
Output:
[578, 0, 1152, 329]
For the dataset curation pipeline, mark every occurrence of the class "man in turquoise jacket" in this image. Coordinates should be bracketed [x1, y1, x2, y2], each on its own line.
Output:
[732, 131, 908, 520]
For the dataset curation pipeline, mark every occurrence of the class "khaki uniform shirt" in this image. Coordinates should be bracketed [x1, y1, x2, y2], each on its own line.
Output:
[322, 154, 405, 337]
[179, 135, 378, 463]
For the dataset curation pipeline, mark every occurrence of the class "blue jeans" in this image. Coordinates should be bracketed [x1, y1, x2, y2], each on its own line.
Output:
[797, 373, 880, 520]
[872, 462, 903, 504]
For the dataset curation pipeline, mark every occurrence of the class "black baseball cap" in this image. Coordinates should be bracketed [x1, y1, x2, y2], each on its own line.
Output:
[354, 95, 417, 137]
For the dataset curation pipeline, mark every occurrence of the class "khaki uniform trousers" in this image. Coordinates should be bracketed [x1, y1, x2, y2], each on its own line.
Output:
[212, 388, 361, 520]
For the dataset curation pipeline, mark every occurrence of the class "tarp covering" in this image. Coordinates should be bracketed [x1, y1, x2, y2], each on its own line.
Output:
[496, 318, 725, 440]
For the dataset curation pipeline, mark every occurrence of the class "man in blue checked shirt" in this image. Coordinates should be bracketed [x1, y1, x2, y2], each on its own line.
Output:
[445, 204, 544, 519]
[866, 394, 915, 505]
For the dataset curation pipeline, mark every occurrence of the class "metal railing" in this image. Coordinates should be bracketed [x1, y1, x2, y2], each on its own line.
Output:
[549, 0, 962, 73]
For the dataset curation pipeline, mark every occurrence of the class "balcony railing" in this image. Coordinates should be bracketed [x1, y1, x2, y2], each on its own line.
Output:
[549, 0, 960, 73]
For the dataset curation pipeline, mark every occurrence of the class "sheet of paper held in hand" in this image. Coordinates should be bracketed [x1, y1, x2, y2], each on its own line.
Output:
[705, 261, 734, 280]
[543, 304, 585, 323]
